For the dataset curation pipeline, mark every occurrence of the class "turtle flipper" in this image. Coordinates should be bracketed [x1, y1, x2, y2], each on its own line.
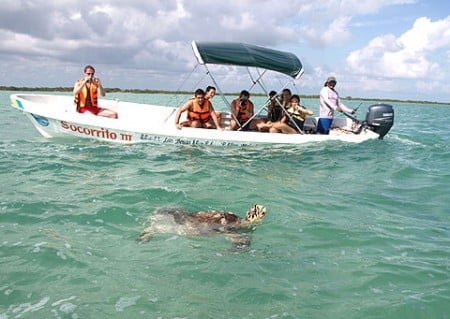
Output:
[136, 227, 155, 243]
[226, 233, 251, 251]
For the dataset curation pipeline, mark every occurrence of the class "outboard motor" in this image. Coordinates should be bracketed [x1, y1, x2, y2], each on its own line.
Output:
[364, 103, 394, 139]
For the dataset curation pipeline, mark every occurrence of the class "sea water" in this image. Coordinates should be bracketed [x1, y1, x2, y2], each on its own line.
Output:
[0, 91, 449, 318]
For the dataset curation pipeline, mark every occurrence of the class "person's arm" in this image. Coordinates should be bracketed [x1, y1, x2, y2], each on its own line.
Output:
[210, 106, 222, 130]
[337, 100, 355, 114]
[96, 78, 105, 97]
[300, 106, 314, 116]
[73, 78, 89, 95]
[247, 101, 254, 118]
[231, 100, 239, 117]
[174, 101, 191, 129]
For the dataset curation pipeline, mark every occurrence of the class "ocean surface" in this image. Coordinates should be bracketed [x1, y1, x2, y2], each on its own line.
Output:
[1, 90, 449, 318]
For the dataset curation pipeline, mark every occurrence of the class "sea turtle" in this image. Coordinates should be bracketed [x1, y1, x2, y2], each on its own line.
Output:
[137, 204, 267, 250]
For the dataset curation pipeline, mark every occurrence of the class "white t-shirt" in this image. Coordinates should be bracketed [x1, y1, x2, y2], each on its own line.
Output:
[319, 86, 352, 118]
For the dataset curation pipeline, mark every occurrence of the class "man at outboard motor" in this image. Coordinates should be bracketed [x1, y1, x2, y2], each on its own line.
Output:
[318, 76, 356, 134]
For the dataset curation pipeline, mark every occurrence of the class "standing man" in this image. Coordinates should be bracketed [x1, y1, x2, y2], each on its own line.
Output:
[73, 65, 118, 118]
[318, 76, 355, 134]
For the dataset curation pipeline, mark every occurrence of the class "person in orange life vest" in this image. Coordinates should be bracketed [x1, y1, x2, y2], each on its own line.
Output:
[230, 90, 255, 131]
[174, 88, 222, 129]
[205, 85, 222, 122]
[73, 65, 118, 119]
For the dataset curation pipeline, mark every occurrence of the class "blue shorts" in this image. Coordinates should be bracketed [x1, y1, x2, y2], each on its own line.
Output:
[317, 118, 333, 134]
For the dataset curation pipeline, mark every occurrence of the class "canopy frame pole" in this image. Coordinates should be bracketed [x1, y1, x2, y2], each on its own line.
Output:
[245, 67, 270, 116]
[237, 68, 270, 131]
[239, 99, 271, 131]
[282, 109, 304, 134]
[238, 69, 303, 134]
[201, 63, 242, 128]
[282, 79, 305, 134]
[254, 68, 269, 94]
[270, 78, 305, 134]
[250, 68, 270, 115]
[246, 68, 267, 93]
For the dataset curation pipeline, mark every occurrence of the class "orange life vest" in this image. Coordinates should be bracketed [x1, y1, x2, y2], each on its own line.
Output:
[188, 99, 212, 123]
[234, 98, 251, 122]
[74, 80, 99, 111]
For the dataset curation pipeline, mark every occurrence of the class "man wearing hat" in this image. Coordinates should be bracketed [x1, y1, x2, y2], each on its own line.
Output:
[318, 76, 355, 134]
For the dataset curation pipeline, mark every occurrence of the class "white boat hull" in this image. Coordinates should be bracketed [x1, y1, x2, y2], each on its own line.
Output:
[10, 94, 382, 146]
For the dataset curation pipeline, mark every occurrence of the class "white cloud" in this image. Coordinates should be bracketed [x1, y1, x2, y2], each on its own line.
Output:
[338, 0, 417, 15]
[295, 0, 416, 47]
[346, 16, 450, 79]
[0, 0, 449, 101]
[401, 16, 450, 51]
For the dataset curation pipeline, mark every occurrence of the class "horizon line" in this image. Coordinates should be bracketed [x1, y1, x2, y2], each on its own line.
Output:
[1, 86, 448, 105]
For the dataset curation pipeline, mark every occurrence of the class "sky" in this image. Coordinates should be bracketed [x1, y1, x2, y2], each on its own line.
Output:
[1, 0, 450, 103]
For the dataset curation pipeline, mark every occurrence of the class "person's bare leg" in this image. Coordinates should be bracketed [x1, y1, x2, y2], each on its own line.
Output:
[98, 108, 118, 118]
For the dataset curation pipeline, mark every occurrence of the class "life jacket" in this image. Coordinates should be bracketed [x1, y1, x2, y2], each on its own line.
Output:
[286, 106, 306, 122]
[234, 98, 251, 123]
[74, 79, 99, 111]
[187, 99, 212, 123]
[286, 105, 312, 132]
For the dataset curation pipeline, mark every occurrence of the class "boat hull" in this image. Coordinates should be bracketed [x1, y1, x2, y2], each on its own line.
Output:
[10, 94, 382, 146]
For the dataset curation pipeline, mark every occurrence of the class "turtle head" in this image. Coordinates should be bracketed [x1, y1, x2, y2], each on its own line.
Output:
[245, 204, 266, 222]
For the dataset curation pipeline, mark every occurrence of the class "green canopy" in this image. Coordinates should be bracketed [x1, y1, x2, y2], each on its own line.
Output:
[192, 41, 304, 79]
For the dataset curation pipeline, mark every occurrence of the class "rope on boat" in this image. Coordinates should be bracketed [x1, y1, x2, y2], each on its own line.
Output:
[165, 64, 203, 107]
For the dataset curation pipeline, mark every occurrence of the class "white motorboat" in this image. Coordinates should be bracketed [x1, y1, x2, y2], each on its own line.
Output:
[10, 41, 394, 146]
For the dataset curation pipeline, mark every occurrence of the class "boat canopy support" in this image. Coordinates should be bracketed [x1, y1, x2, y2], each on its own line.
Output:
[191, 41, 305, 131]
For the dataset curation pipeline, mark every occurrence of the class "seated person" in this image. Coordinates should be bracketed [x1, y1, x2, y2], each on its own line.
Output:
[267, 90, 283, 122]
[205, 85, 216, 101]
[175, 88, 221, 129]
[270, 95, 313, 134]
[73, 65, 118, 118]
[254, 90, 281, 132]
[204, 85, 222, 122]
[230, 90, 255, 131]
[280, 88, 292, 108]
[285, 94, 314, 132]
[259, 88, 295, 133]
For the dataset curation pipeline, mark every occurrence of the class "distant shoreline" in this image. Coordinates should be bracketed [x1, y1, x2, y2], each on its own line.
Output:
[1, 86, 448, 105]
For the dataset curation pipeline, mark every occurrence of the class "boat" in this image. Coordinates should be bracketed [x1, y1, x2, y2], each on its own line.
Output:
[9, 41, 394, 146]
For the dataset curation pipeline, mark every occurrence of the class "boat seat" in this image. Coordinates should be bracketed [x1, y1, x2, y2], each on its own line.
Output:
[303, 117, 317, 134]
[218, 112, 231, 130]
[331, 118, 350, 129]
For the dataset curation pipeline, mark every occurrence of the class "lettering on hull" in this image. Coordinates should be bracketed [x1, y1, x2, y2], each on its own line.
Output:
[59, 121, 251, 145]
[60, 121, 133, 142]
[139, 134, 249, 147]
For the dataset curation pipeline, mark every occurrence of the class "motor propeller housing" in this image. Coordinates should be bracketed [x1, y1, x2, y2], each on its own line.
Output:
[364, 103, 394, 139]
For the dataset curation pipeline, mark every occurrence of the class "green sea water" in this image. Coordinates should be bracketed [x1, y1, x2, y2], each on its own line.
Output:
[1, 91, 449, 318]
